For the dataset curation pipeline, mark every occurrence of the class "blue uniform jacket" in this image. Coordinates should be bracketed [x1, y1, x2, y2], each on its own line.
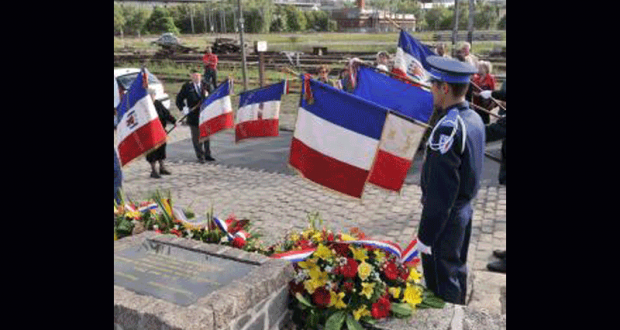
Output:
[418, 101, 485, 247]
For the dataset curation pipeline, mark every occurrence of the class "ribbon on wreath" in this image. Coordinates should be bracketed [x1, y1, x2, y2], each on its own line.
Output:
[269, 237, 420, 265]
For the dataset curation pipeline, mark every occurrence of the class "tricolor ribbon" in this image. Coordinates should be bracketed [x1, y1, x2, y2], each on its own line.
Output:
[269, 237, 421, 265]
[138, 202, 158, 213]
[270, 248, 318, 263]
[212, 216, 234, 240]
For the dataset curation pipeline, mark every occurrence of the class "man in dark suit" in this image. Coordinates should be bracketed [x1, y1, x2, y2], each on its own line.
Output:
[176, 70, 215, 163]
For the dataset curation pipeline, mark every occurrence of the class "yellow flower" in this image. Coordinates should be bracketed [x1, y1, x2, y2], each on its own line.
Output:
[314, 244, 333, 261]
[125, 210, 141, 219]
[408, 267, 422, 284]
[303, 279, 318, 294]
[290, 233, 300, 242]
[312, 232, 324, 242]
[302, 229, 314, 239]
[402, 283, 423, 309]
[357, 262, 373, 281]
[308, 267, 329, 286]
[298, 257, 318, 270]
[353, 305, 371, 321]
[388, 287, 401, 299]
[328, 290, 347, 309]
[373, 250, 386, 263]
[349, 246, 369, 263]
[340, 233, 356, 241]
[360, 282, 376, 299]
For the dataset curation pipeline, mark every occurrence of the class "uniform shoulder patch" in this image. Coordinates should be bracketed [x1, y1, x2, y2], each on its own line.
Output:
[428, 110, 464, 154]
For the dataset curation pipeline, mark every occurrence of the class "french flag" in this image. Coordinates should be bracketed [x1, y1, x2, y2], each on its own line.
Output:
[199, 79, 234, 142]
[393, 30, 436, 81]
[235, 80, 288, 142]
[289, 78, 387, 198]
[115, 68, 167, 166]
[368, 112, 427, 192]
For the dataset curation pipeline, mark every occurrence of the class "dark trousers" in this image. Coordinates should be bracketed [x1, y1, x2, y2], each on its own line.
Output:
[204, 68, 217, 92]
[189, 125, 211, 160]
[421, 205, 473, 305]
[145, 143, 167, 163]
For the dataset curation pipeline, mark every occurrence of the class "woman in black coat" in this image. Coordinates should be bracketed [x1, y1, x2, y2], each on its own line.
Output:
[146, 88, 177, 178]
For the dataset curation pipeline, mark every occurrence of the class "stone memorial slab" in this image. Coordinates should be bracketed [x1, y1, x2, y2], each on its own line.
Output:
[114, 238, 257, 306]
[114, 232, 296, 330]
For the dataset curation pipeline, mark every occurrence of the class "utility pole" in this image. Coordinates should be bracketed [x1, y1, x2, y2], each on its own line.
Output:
[237, 0, 248, 91]
[451, 0, 459, 57]
[467, 0, 474, 46]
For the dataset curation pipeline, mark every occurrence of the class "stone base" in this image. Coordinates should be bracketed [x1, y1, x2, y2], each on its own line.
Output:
[114, 232, 295, 330]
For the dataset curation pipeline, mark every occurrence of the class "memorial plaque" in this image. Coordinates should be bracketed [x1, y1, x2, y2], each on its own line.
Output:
[114, 239, 257, 306]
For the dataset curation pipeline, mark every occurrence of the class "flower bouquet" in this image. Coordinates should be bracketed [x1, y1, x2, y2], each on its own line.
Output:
[266, 213, 445, 330]
[114, 190, 264, 253]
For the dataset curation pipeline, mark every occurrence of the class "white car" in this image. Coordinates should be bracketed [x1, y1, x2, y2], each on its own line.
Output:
[114, 68, 171, 110]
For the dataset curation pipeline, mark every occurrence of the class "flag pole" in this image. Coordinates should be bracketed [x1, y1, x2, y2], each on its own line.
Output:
[470, 81, 506, 112]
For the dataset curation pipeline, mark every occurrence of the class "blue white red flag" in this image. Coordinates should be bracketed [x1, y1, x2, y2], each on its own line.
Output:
[235, 80, 288, 142]
[199, 79, 234, 141]
[353, 66, 434, 123]
[115, 68, 167, 166]
[393, 30, 436, 82]
[350, 66, 433, 192]
[289, 77, 388, 198]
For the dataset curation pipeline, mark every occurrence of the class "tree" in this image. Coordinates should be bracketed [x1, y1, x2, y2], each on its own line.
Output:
[122, 5, 151, 36]
[114, 4, 126, 35]
[284, 5, 306, 32]
[144, 6, 179, 35]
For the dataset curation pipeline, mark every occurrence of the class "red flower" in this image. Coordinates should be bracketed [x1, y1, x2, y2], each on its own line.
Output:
[297, 239, 314, 250]
[341, 258, 358, 279]
[331, 243, 350, 257]
[232, 236, 246, 248]
[170, 229, 182, 237]
[399, 266, 410, 282]
[371, 295, 391, 319]
[383, 261, 399, 281]
[289, 280, 305, 295]
[342, 281, 354, 292]
[312, 287, 331, 308]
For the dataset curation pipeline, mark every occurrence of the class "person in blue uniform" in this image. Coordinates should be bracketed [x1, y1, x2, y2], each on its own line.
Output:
[416, 56, 486, 305]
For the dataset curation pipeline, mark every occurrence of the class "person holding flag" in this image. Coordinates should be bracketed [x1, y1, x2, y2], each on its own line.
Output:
[416, 56, 486, 305]
[146, 87, 177, 178]
[115, 67, 168, 168]
[176, 69, 214, 163]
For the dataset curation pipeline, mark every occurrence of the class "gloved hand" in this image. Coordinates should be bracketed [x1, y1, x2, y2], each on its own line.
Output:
[479, 90, 493, 99]
[183, 106, 189, 115]
[418, 240, 432, 255]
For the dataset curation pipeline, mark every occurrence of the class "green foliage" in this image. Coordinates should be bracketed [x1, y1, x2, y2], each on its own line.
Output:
[497, 14, 506, 30]
[115, 4, 151, 36]
[114, 4, 126, 34]
[144, 6, 180, 35]
[284, 5, 306, 32]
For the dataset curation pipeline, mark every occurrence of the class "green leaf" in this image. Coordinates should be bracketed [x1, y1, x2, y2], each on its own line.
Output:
[421, 296, 445, 309]
[295, 293, 313, 307]
[345, 314, 365, 330]
[390, 302, 413, 317]
[325, 311, 346, 330]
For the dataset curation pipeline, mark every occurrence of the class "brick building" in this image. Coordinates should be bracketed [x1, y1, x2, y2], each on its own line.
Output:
[330, 0, 416, 32]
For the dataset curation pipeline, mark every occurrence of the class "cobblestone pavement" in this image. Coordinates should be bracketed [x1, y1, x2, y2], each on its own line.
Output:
[115, 113, 506, 321]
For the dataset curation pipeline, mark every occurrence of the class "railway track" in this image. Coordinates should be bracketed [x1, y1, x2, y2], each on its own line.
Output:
[114, 51, 505, 80]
